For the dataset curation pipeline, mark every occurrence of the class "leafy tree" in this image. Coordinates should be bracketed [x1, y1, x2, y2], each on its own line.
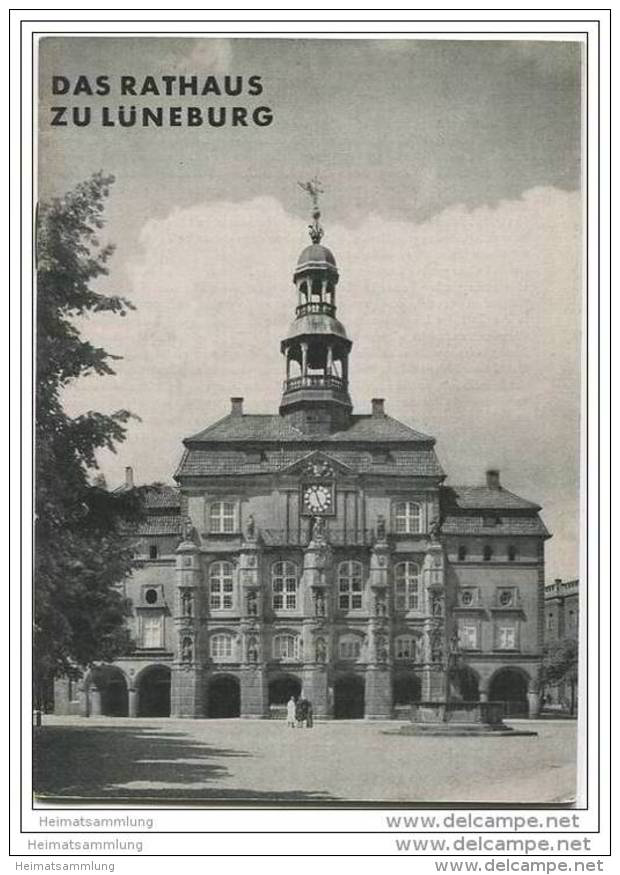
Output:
[542, 637, 578, 713]
[34, 172, 143, 709]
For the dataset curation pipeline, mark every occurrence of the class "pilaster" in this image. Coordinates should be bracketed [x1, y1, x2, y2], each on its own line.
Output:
[171, 525, 205, 717]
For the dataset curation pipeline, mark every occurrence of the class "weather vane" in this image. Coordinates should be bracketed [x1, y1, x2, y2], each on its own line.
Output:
[298, 177, 325, 244]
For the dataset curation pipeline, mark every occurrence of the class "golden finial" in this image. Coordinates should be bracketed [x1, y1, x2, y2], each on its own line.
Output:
[298, 177, 324, 244]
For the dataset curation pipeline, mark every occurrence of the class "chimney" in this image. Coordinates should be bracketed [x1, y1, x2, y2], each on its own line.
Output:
[230, 397, 244, 416]
[486, 469, 501, 489]
[125, 466, 134, 489]
[371, 398, 385, 417]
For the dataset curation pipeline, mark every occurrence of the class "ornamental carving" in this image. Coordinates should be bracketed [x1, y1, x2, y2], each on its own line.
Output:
[304, 459, 334, 478]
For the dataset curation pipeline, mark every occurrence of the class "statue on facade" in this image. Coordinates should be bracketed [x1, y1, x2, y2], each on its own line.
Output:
[182, 517, 197, 543]
[244, 513, 256, 541]
[315, 589, 326, 617]
[315, 637, 327, 663]
[429, 517, 442, 543]
[430, 628, 444, 663]
[432, 594, 443, 617]
[181, 636, 193, 664]
[247, 636, 259, 663]
[376, 514, 387, 542]
[247, 590, 258, 616]
[376, 636, 388, 663]
[311, 515, 327, 544]
[375, 593, 387, 617]
[181, 590, 193, 617]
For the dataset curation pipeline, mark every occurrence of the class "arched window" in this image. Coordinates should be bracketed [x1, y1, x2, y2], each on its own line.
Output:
[394, 501, 422, 534]
[483, 545, 493, 561]
[273, 634, 299, 661]
[338, 561, 363, 610]
[272, 561, 298, 611]
[338, 634, 362, 659]
[210, 633, 233, 660]
[395, 635, 418, 661]
[394, 562, 420, 611]
[209, 561, 234, 610]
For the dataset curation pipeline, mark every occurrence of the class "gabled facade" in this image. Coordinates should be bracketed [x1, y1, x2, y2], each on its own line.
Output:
[54, 197, 551, 721]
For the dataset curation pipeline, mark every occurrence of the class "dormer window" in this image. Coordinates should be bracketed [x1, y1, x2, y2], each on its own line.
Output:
[149, 544, 158, 560]
[209, 501, 236, 534]
[372, 450, 391, 464]
[483, 545, 493, 561]
[458, 545, 467, 561]
[394, 501, 422, 534]
[508, 545, 517, 561]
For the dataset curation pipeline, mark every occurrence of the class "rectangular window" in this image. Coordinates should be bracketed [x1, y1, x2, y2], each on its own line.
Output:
[394, 501, 422, 534]
[209, 501, 236, 533]
[458, 622, 478, 650]
[497, 624, 517, 650]
[141, 614, 163, 648]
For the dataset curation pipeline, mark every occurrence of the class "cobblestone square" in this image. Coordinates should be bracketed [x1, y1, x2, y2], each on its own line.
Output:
[34, 716, 577, 804]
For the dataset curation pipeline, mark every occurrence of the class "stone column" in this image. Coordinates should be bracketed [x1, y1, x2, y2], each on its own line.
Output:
[128, 687, 138, 718]
[89, 686, 101, 717]
[171, 533, 205, 718]
[239, 531, 268, 717]
[420, 540, 448, 703]
[365, 530, 392, 718]
[528, 672, 542, 718]
[301, 342, 308, 377]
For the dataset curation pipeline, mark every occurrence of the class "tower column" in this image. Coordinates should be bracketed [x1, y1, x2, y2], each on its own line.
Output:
[301, 342, 308, 377]
[326, 344, 333, 375]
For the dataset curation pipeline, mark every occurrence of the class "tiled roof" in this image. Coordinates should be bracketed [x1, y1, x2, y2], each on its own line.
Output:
[441, 485, 541, 511]
[144, 485, 181, 509]
[175, 447, 444, 478]
[185, 414, 434, 445]
[136, 515, 181, 536]
[441, 515, 550, 537]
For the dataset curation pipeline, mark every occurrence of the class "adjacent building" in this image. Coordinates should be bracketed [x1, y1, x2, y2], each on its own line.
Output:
[55, 197, 551, 721]
[543, 577, 579, 712]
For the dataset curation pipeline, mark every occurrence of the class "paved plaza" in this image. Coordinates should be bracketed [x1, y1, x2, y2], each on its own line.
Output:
[34, 716, 576, 804]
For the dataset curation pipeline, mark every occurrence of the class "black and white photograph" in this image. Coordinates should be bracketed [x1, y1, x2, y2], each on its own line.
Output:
[29, 32, 586, 809]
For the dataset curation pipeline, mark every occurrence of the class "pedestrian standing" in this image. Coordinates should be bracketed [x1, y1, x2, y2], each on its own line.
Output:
[286, 695, 297, 728]
[305, 699, 314, 728]
[295, 697, 306, 728]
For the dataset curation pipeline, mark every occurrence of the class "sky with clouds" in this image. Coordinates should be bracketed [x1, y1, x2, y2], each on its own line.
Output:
[38, 37, 583, 579]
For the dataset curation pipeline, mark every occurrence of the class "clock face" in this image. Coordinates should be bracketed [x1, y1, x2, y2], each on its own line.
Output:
[302, 483, 333, 514]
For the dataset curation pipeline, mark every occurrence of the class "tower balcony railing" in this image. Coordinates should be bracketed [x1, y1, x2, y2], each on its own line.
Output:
[262, 528, 375, 547]
[282, 374, 348, 394]
[295, 301, 336, 318]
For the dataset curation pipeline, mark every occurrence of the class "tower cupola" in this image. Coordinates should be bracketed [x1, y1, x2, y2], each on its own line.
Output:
[279, 180, 353, 434]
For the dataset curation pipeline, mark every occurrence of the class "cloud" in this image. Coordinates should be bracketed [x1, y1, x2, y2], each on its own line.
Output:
[173, 38, 233, 74]
[63, 187, 581, 578]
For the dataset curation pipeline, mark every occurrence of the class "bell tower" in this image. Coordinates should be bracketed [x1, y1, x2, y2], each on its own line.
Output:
[279, 179, 353, 434]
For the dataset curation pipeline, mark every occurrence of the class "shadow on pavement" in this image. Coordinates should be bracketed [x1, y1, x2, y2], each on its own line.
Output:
[33, 725, 337, 801]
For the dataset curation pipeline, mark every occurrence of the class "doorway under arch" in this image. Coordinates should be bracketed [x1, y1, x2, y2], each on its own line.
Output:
[91, 666, 129, 716]
[455, 666, 480, 701]
[137, 665, 171, 717]
[489, 668, 529, 717]
[392, 673, 422, 706]
[207, 674, 240, 718]
[268, 674, 302, 706]
[333, 674, 365, 719]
